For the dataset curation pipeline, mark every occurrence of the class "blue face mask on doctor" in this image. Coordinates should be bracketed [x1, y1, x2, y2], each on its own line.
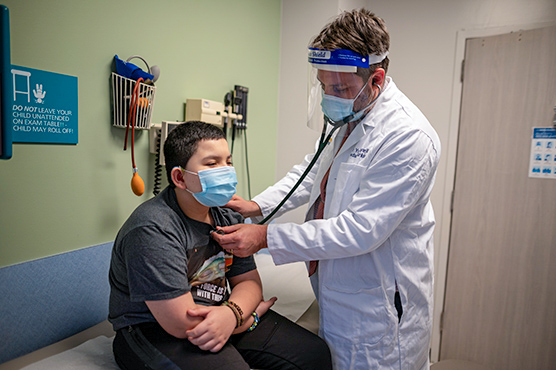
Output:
[320, 76, 381, 124]
[321, 87, 365, 123]
[182, 166, 237, 207]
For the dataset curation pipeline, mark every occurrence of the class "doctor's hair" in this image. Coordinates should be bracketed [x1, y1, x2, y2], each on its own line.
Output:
[310, 8, 390, 80]
[163, 121, 226, 187]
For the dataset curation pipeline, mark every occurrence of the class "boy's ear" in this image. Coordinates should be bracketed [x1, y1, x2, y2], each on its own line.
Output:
[171, 167, 187, 189]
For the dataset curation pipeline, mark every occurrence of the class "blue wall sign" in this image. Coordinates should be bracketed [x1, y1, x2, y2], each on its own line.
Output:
[528, 127, 556, 179]
[11, 65, 78, 144]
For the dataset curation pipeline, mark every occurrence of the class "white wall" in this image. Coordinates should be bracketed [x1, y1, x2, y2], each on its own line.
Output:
[278, 0, 556, 362]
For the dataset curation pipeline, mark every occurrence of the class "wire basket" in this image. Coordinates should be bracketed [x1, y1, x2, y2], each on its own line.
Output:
[111, 72, 156, 130]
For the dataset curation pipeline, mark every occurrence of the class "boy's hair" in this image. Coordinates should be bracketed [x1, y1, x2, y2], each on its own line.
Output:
[310, 9, 390, 80]
[163, 121, 225, 187]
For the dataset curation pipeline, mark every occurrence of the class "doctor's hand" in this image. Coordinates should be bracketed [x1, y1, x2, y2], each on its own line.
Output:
[212, 224, 268, 257]
[224, 195, 262, 218]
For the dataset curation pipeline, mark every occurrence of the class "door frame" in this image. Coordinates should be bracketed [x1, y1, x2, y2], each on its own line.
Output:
[430, 21, 556, 363]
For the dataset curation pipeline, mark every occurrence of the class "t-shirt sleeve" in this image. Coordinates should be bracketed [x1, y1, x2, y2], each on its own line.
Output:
[122, 226, 190, 302]
[226, 254, 257, 278]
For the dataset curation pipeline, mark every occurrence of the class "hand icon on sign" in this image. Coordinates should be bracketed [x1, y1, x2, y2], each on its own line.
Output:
[33, 84, 46, 103]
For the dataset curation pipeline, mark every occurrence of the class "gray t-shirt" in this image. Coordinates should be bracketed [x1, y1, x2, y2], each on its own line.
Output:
[108, 186, 256, 331]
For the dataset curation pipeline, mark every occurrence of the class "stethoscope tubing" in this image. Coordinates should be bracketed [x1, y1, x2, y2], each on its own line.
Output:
[257, 83, 382, 225]
[258, 118, 346, 225]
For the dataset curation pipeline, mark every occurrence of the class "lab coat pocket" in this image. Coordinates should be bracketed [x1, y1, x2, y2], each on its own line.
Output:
[327, 162, 365, 217]
[321, 280, 391, 345]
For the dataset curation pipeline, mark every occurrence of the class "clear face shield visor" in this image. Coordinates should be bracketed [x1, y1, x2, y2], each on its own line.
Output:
[307, 48, 388, 132]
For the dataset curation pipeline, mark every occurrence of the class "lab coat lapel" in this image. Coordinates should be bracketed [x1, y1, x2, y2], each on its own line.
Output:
[307, 129, 341, 207]
[335, 120, 366, 159]
[335, 101, 381, 160]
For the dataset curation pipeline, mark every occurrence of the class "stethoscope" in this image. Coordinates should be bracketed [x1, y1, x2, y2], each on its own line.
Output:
[258, 83, 382, 225]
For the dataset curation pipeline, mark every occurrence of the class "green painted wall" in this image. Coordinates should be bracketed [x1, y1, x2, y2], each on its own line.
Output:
[0, 0, 280, 267]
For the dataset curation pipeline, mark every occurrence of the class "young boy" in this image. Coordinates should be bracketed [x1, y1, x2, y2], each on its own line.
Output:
[108, 121, 332, 369]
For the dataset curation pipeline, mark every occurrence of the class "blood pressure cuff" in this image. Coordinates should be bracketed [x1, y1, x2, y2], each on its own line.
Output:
[114, 54, 154, 81]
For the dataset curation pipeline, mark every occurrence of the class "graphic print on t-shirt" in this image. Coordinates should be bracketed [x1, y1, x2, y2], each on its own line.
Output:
[187, 240, 229, 305]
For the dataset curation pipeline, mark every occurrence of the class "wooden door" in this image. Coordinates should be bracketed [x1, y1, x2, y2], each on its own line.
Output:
[440, 26, 556, 370]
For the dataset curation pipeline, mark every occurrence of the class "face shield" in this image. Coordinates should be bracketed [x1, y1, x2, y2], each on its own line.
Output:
[307, 48, 388, 132]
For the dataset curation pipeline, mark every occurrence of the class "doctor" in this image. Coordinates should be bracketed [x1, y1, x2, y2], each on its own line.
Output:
[213, 9, 441, 370]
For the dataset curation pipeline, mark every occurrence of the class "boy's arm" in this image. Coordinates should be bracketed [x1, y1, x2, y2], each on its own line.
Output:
[145, 292, 205, 339]
[227, 269, 264, 333]
[185, 269, 267, 352]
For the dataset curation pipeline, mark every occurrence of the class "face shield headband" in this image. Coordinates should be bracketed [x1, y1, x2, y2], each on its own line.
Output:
[307, 48, 388, 131]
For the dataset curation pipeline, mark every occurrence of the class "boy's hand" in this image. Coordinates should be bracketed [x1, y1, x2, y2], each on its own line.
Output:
[186, 305, 236, 352]
[255, 296, 278, 317]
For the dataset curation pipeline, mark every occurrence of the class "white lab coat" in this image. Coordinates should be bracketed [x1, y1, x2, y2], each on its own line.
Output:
[252, 78, 441, 370]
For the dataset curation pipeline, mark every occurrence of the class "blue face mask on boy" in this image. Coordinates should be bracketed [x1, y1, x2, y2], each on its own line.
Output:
[183, 166, 237, 207]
